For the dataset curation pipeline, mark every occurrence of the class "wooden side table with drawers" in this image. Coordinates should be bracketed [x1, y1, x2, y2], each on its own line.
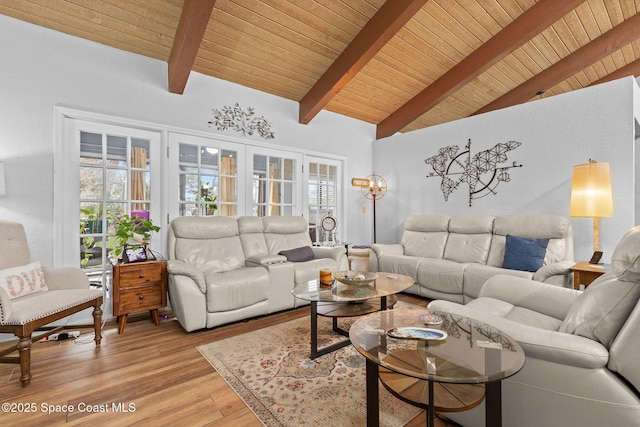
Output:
[112, 259, 167, 334]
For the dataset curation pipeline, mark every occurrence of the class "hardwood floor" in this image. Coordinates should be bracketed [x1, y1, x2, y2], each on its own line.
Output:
[0, 293, 455, 427]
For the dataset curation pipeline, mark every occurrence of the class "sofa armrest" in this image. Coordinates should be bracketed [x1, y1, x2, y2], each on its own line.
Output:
[41, 266, 90, 290]
[427, 300, 609, 369]
[246, 254, 287, 266]
[533, 260, 575, 286]
[311, 246, 346, 261]
[370, 243, 404, 258]
[0, 287, 13, 323]
[167, 260, 206, 293]
[479, 274, 581, 320]
[369, 243, 404, 271]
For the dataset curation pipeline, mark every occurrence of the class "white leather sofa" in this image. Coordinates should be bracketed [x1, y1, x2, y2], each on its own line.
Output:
[370, 214, 574, 303]
[427, 225, 640, 427]
[166, 215, 348, 332]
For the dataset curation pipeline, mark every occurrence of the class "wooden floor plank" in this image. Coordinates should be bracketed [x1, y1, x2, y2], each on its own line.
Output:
[0, 293, 454, 426]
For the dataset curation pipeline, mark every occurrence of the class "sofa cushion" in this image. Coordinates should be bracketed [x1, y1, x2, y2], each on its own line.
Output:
[502, 235, 549, 272]
[379, 254, 422, 282]
[416, 258, 466, 295]
[489, 214, 572, 267]
[611, 225, 640, 282]
[559, 272, 640, 347]
[443, 216, 494, 264]
[463, 264, 533, 301]
[466, 297, 564, 331]
[278, 246, 314, 262]
[0, 261, 48, 299]
[402, 214, 450, 259]
[205, 267, 269, 312]
[443, 233, 492, 264]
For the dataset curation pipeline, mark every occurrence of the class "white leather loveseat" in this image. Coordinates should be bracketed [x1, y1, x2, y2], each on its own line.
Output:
[167, 215, 348, 332]
[427, 225, 640, 427]
[370, 214, 574, 303]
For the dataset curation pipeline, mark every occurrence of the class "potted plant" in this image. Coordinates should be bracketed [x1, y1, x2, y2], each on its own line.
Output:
[199, 183, 218, 216]
[203, 194, 218, 216]
[80, 205, 97, 233]
[106, 214, 160, 262]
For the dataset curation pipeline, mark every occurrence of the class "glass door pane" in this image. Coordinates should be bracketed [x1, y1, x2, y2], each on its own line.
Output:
[170, 133, 244, 220]
[248, 148, 301, 217]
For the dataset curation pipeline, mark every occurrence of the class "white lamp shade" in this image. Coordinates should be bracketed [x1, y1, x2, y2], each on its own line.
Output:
[570, 161, 613, 218]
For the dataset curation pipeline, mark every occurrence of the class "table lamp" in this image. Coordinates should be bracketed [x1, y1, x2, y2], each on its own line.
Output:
[570, 160, 613, 252]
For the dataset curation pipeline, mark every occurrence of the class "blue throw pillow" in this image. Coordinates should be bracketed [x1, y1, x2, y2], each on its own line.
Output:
[502, 235, 549, 272]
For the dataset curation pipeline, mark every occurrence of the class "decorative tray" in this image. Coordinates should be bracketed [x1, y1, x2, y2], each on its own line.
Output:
[386, 327, 447, 341]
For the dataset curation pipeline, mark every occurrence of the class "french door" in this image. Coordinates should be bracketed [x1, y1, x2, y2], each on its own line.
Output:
[57, 118, 162, 312]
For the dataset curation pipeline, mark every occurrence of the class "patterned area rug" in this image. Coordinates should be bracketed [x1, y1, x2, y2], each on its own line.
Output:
[198, 303, 424, 426]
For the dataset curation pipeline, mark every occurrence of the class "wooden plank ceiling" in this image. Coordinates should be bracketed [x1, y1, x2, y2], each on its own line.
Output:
[1, 0, 639, 140]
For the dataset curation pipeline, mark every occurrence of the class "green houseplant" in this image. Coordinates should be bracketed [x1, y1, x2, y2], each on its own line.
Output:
[106, 214, 160, 262]
[203, 194, 218, 215]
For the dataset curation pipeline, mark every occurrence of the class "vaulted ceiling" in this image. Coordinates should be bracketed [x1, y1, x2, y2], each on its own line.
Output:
[2, 0, 640, 139]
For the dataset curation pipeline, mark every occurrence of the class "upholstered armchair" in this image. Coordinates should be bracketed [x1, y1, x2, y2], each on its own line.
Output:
[427, 225, 640, 426]
[0, 220, 103, 386]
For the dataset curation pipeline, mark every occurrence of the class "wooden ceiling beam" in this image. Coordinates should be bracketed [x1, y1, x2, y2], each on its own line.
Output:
[473, 13, 640, 116]
[375, 0, 586, 139]
[298, 0, 428, 125]
[589, 58, 640, 87]
[168, 0, 216, 94]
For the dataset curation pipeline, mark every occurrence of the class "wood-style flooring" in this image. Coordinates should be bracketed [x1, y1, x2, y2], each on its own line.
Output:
[0, 293, 455, 426]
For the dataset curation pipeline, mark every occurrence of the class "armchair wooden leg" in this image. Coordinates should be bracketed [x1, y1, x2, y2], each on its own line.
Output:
[17, 336, 32, 387]
[93, 303, 103, 346]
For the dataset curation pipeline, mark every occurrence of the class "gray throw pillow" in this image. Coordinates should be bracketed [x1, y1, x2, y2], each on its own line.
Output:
[278, 246, 314, 262]
[559, 272, 640, 347]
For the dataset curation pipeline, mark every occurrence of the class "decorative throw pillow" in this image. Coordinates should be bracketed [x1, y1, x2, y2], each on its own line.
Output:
[0, 261, 48, 299]
[502, 235, 549, 272]
[278, 246, 314, 262]
[559, 273, 640, 347]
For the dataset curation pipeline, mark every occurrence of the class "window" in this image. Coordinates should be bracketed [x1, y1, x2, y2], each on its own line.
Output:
[306, 157, 342, 243]
[246, 147, 302, 217]
[252, 155, 295, 216]
[178, 144, 238, 217]
[168, 132, 244, 221]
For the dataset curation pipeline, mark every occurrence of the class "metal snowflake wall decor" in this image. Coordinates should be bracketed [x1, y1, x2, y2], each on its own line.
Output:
[425, 138, 523, 206]
[208, 103, 275, 140]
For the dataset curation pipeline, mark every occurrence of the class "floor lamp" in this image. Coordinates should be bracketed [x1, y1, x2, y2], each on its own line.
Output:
[570, 159, 613, 252]
[351, 173, 387, 243]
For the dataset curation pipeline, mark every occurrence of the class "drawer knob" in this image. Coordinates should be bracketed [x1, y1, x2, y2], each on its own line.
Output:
[139, 295, 144, 300]
[139, 274, 144, 278]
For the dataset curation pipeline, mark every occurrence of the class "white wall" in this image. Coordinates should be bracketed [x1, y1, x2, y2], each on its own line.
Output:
[0, 15, 376, 265]
[373, 77, 639, 263]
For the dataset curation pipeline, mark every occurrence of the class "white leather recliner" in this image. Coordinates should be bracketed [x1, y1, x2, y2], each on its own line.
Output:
[428, 225, 640, 427]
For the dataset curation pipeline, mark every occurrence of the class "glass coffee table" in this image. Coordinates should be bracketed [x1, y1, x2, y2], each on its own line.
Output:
[349, 306, 525, 427]
[291, 273, 414, 359]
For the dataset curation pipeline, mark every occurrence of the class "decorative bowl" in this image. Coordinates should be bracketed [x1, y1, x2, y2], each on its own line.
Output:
[419, 313, 443, 325]
[332, 271, 378, 286]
